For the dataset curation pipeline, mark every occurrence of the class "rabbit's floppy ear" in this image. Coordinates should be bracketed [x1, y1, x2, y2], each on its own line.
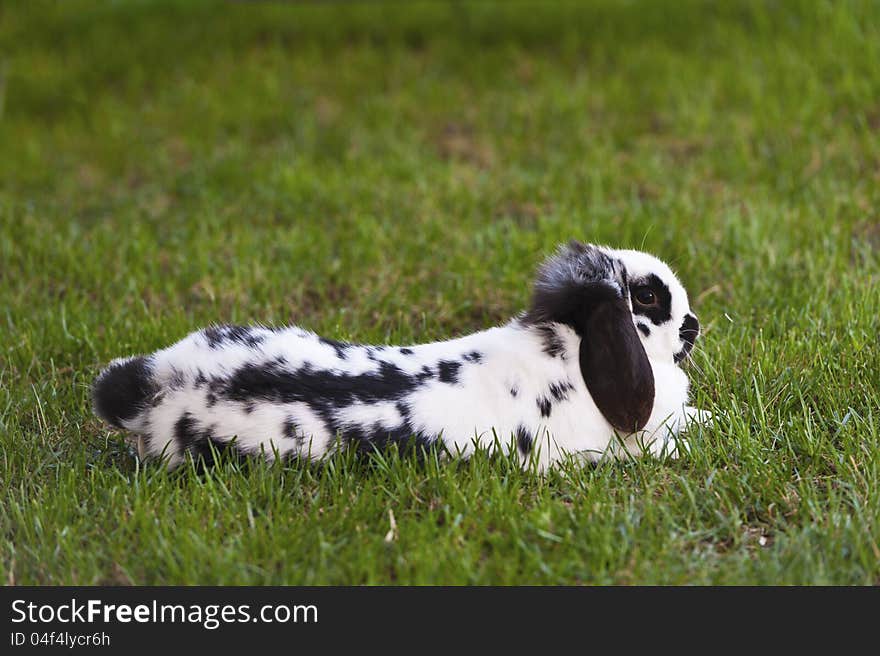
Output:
[577, 297, 654, 433]
[525, 241, 655, 433]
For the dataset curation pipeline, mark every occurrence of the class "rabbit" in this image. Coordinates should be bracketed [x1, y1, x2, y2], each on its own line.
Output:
[92, 240, 709, 471]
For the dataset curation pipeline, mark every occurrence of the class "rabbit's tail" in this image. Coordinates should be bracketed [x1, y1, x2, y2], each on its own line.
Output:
[92, 356, 158, 430]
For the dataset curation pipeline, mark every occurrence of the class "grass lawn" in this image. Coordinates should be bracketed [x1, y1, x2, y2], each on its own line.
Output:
[1, 0, 879, 585]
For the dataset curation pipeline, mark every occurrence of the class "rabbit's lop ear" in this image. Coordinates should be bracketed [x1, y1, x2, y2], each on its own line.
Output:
[526, 241, 655, 433]
[578, 297, 654, 433]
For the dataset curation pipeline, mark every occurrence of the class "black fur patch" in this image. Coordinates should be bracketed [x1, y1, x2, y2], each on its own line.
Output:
[203, 325, 265, 349]
[675, 313, 700, 363]
[92, 356, 158, 428]
[319, 337, 350, 360]
[395, 401, 411, 420]
[437, 360, 462, 385]
[535, 324, 565, 358]
[416, 365, 435, 383]
[168, 367, 186, 390]
[462, 350, 483, 363]
[282, 416, 301, 443]
[227, 325, 265, 347]
[341, 421, 432, 453]
[202, 326, 226, 348]
[335, 401, 435, 452]
[174, 412, 231, 466]
[515, 424, 533, 455]
[548, 380, 574, 402]
[224, 359, 422, 407]
[537, 396, 552, 418]
[636, 323, 651, 337]
[399, 348, 414, 355]
[630, 274, 672, 325]
[174, 412, 201, 451]
[510, 386, 519, 398]
[206, 375, 224, 407]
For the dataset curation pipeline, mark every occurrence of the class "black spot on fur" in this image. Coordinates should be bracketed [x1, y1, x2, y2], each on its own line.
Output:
[206, 375, 224, 407]
[630, 274, 672, 325]
[675, 313, 700, 363]
[548, 380, 574, 402]
[463, 351, 483, 363]
[342, 422, 432, 453]
[336, 402, 435, 452]
[224, 359, 423, 408]
[202, 326, 225, 348]
[174, 412, 232, 466]
[230, 325, 265, 346]
[203, 325, 265, 349]
[399, 348, 414, 355]
[92, 356, 158, 428]
[537, 396, 552, 418]
[535, 324, 565, 358]
[510, 386, 519, 398]
[243, 401, 255, 414]
[168, 367, 186, 390]
[174, 412, 200, 451]
[416, 365, 434, 383]
[437, 360, 462, 385]
[319, 337, 350, 360]
[396, 401, 411, 420]
[283, 416, 299, 441]
[515, 424, 533, 455]
[194, 370, 207, 388]
[636, 323, 651, 337]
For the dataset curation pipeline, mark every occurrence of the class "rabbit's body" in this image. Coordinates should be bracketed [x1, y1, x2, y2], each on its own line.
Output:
[94, 319, 693, 469]
[94, 242, 708, 470]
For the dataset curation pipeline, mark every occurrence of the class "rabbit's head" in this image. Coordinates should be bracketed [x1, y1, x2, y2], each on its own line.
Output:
[523, 240, 700, 433]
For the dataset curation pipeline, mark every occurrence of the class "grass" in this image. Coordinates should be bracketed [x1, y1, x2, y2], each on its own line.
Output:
[1, 0, 879, 585]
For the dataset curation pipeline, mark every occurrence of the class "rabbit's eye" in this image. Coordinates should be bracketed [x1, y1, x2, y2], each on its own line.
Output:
[633, 288, 657, 306]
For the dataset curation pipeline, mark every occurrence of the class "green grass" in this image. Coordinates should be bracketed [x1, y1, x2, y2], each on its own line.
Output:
[1, 0, 879, 585]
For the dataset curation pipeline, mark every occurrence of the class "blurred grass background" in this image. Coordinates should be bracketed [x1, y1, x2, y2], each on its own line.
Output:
[1, 0, 878, 584]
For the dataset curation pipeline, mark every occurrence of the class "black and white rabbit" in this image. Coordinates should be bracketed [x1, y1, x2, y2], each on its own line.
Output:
[93, 240, 708, 470]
